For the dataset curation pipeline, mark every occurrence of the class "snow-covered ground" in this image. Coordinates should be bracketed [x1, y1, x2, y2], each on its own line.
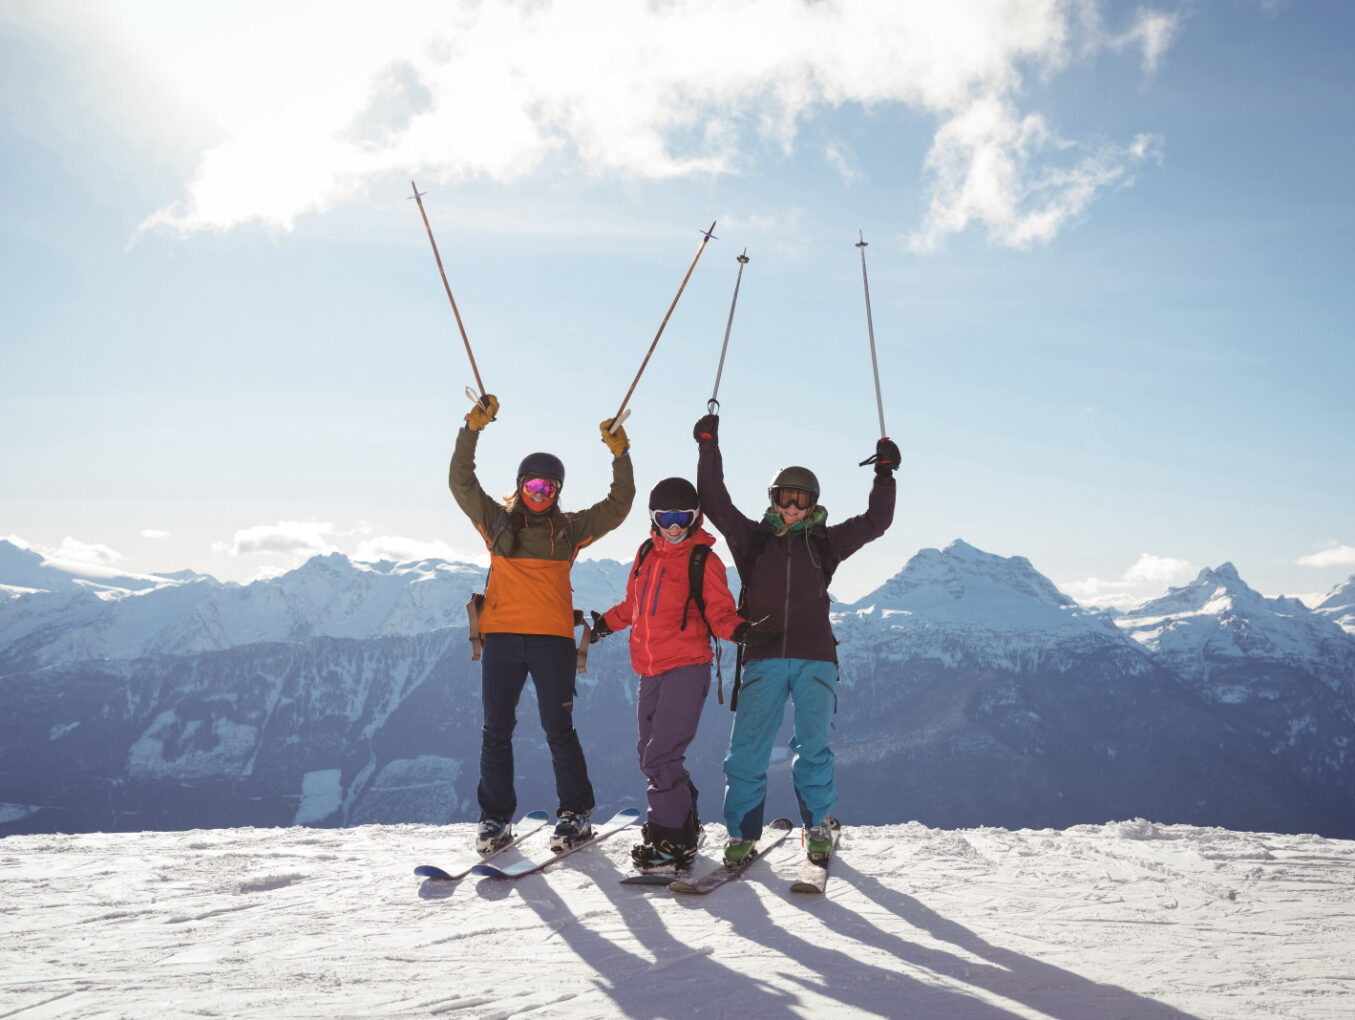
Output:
[2, 819, 1352, 1019]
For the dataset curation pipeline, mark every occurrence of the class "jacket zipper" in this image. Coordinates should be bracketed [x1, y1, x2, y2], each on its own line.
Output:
[650, 568, 667, 616]
[781, 547, 792, 658]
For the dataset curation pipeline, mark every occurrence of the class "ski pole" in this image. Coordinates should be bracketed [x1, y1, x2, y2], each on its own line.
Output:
[707, 248, 749, 414]
[610, 221, 718, 432]
[855, 230, 888, 439]
[409, 180, 487, 400]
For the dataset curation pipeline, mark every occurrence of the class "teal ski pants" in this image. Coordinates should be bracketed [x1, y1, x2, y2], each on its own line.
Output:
[722, 657, 838, 840]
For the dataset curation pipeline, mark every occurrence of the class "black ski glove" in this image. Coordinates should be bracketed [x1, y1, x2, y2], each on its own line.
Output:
[859, 437, 901, 477]
[588, 610, 613, 643]
[732, 617, 778, 650]
[693, 414, 719, 445]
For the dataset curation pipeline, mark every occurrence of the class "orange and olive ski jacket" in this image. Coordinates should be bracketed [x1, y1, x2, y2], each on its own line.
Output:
[449, 427, 635, 639]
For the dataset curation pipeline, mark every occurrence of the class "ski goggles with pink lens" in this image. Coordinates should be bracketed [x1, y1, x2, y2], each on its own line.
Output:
[650, 509, 697, 530]
[521, 477, 560, 500]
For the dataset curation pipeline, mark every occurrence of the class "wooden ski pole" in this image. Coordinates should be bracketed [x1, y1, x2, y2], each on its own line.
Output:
[409, 181, 487, 399]
[610, 221, 718, 432]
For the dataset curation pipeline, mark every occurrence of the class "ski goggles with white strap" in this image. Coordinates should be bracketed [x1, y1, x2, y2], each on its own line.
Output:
[650, 509, 697, 530]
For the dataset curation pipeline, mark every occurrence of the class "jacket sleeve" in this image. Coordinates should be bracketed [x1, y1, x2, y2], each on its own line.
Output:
[700, 550, 743, 641]
[825, 473, 896, 563]
[601, 555, 640, 632]
[448, 427, 502, 538]
[571, 453, 636, 550]
[696, 440, 758, 562]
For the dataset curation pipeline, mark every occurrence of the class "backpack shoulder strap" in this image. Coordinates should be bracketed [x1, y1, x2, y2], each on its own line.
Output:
[681, 543, 712, 633]
[486, 510, 512, 552]
[632, 538, 655, 577]
[810, 530, 839, 586]
[736, 529, 773, 592]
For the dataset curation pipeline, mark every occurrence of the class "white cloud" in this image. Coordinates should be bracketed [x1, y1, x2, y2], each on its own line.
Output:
[1062, 552, 1195, 609]
[2, 534, 32, 550]
[1123, 552, 1194, 585]
[219, 521, 344, 559]
[907, 103, 1162, 251]
[1113, 9, 1181, 74]
[1297, 545, 1355, 568]
[824, 142, 863, 185]
[141, 529, 171, 539]
[47, 1, 1172, 250]
[51, 537, 127, 566]
[354, 535, 487, 566]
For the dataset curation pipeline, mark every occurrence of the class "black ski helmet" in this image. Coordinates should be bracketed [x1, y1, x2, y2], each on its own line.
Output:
[768, 465, 819, 504]
[648, 477, 699, 512]
[517, 452, 565, 485]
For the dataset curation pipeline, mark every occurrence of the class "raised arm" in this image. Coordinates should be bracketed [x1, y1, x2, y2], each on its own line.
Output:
[571, 418, 637, 550]
[449, 398, 504, 537]
[825, 437, 900, 562]
[694, 414, 758, 558]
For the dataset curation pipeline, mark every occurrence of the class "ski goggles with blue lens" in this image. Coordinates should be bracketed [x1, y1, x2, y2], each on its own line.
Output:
[650, 509, 697, 530]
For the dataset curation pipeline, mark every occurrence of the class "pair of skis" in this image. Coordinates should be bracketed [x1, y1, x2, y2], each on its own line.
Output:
[620, 817, 842, 895]
[413, 807, 640, 882]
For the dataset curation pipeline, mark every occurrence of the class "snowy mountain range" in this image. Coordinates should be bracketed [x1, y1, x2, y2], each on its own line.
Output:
[2, 538, 1352, 838]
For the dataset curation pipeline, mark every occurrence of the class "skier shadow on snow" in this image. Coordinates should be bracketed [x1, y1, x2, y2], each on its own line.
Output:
[795, 858, 1202, 1020]
[510, 852, 804, 1018]
[509, 845, 1063, 1018]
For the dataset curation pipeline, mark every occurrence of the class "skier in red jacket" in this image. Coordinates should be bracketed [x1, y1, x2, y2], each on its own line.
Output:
[590, 477, 755, 871]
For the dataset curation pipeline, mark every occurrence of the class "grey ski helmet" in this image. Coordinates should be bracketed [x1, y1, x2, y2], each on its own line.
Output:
[517, 452, 565, 484]
[768, 465, 819, 504]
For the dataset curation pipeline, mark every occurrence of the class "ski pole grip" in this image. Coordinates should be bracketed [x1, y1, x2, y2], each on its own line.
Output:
[608, 408, 632, 435]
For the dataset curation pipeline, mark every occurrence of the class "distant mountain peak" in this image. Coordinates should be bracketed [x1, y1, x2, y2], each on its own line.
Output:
[852, 539, 1078, 618]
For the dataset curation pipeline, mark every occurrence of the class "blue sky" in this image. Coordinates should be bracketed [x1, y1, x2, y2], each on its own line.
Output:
[2, 1, 1352, 608]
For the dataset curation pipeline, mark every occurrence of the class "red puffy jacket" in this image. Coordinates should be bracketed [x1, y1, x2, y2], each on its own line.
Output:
[600, 527, 742, 677]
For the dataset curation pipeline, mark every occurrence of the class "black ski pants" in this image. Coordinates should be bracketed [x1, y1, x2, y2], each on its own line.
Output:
[477, 632, 595, 823]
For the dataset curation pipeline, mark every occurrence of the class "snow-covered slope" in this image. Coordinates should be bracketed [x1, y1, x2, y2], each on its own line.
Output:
[1315, 572, 1355, 635]
[0, 538, 173, 595]
[1, 819, 1352, 1019]
[840, 539, 1130, 670]
[825, 541, 1322, 835]
[1118, 563, 1355, 679]
[5, 539, 1353, 840]
[0, 551, 635, 671]
[1117, 563, 1355, 805]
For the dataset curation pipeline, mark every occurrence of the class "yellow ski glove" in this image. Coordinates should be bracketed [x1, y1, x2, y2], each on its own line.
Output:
[465, 394, 499, 431]
[599, 418, 630, 457]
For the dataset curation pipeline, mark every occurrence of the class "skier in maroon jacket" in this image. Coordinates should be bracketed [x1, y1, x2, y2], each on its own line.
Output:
[693, 412, 899, 864]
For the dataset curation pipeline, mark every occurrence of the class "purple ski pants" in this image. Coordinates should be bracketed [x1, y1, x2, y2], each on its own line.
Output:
[636, 663, 711, 829]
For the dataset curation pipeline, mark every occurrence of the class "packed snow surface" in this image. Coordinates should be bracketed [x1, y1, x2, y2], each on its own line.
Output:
[2, 819, 1352, 1018]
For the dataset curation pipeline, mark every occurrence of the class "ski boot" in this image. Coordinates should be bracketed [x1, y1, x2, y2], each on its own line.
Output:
[631, 822, 697, 873]
[723, 837, 756, 867]
[804, 816, 840, 862]
[476, 818, 513, 855]
[550, 809, 593, 852]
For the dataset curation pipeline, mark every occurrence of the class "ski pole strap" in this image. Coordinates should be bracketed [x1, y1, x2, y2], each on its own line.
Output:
[713, 640, 724, 705]
[467, 594, 485, 661]
[574, 609, 591, 674]
[730, 643, 744, 712]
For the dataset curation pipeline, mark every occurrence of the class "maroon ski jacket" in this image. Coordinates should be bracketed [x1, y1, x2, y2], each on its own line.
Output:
[696, 439, 895, 664]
